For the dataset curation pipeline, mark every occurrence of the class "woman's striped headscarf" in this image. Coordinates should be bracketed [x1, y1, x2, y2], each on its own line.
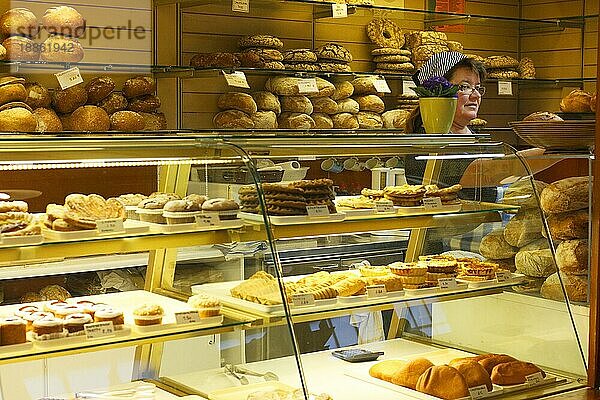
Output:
[413, 51, 466, 85]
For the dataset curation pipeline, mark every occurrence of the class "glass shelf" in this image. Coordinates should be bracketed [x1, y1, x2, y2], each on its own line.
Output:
[0, 61, 193, 77]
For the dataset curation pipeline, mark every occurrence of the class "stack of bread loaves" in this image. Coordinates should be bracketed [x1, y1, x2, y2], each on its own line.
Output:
[214, 91, 258, 129]
[314, 43, 353, 72]
[351, 76, 385, 128]
[237, 35, 285, 70]
[405, 31, 450, 69]
[331, 80, 359, 129]
[0, 76, 37, 132]
[282, 49, 319, 71]
[366, 19, 415, 74]
[539, 177, 590, 302]
[484, 56, 520, 79]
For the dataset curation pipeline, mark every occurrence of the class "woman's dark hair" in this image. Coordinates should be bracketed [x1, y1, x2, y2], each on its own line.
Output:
[444, 57, 486, 81]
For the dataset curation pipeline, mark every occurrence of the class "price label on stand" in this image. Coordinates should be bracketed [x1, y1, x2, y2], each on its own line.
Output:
[196, 214, 220, 227]
[297, 78, 319, 94]
[292, 293, 315, 307]
[84, 321, 115, 339]
[96, 218, 125, 234]
[232, 0, 249, 13]
[373, 78, 391, 93]
[222, 71, 250, 88]
[468, 385, 489, 399]
[525, 372, 544, 386]
[55, 67, 83, 90]
[332, 3, 348, 18]
[175, 311, 201, 324]
[423, 197, 443, 210]
[497, 80, 513, 95]
[495, 270, 512, 283]
[402, 80, 417, 96]
[367, 284, 387, 298]
[438, 277, 458, 290]
[375, 202, 395, 213]
[306, 205, 330, 217]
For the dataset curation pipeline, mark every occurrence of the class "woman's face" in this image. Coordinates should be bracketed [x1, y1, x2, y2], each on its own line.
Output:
[449, 67, 482, 127]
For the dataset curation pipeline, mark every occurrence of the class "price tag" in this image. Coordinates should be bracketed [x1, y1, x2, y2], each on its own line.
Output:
[373, 78, 391, 93]
[525, 372, 544, 386]
[367, 284, 387, 298]
[468, 385, 489, 399]
[495, 270, 512, 283]
[498, 80, 513, 95]
[96, 218, 125, 234]
[292, 293, 315, 307]
[423, 197, 443, 210]
[375, 202, 395, 213]
[402, 80, 417, 95]
[438, 277, 458, 290]
[332, 3, 348, 18]
[84, 321, 115, 339]
[306, 205, 330, 217]
[232, 0, 249, 13]
[195, 214, 220, 227]
[55, 67, 83, 90]
[222, 71, 250, 88]
[297, 78, 319, 94]
[175, 311, 201, 324]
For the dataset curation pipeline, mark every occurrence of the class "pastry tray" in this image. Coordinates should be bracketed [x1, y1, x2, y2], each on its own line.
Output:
[337, 207, 377, 217]
[240, 212, 345, 225]
[42, 220, 149, 241]
[140, 219, 244, 233]
[0, 234, 43, 247]
[456, 273, 525, 289]
[509, 120, 594, 149]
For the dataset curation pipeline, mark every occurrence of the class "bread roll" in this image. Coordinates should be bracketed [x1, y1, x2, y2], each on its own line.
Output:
[98, 93, 128, 115]
[251, 111, 277, 129]
[86, 76, 115, 104]
[331, 80, 354, 100]
[0, 8, 39, 37]
[390, 358, 434, 389]
[217, 92, 257, 114]
[52, 83, 88, 114]
[128, 95, 161, 113]
[478, 354, 517, 375]
[332, 113, 359, 129]
[491, 361, 545, 386]
[139, 112, 167, 131]
[357, 111, 383, 129]
[382, 109, 410, 129]
[40, 35, 84, 63]
[278, 112, 315, 129]
[265, 76, 335, 98]
[69, 106, 110, 131]
[415, 365, 469, 400]
[450, 360, 492, 391]
[33, 108, 62, 132]
[311, 97, 338, 114]
[502, 178, 548, 209]
[560, 89, 592, 113]
[123, 76, 156, 99]
[252, 91, 281, 115]
[355, 95, 385, 113]
[110, 111, 144, 131]
[42, 6, 86, 38]
[546, 209, 588, 240]
[515, 249, 556, 278]
[0, 79, 27, 106]
[213, 110, 254, 128]
[503, 208, 543, 247]
[312, 113, 333, 129]
[336, 98, 359, 114]
[479, 229, 518, 260]
[351, 76, 380, 95]
[540, 272, 587, 302]
[540, 177, 589, 214]
[3, 36, 39, 61]
[281, 95, 313, 114]
[24, 82, 51, 109]
[0, 107, 36, 132]
[369, 360, 406, 381]
[556, 239, 588, 275]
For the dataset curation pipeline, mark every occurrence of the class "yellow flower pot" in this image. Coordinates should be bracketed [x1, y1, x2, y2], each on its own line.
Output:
[419, 97, 458, 134]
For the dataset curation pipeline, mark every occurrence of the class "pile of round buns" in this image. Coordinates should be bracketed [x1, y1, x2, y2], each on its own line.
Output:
[0, 6, 85, 63]
[369, 353, 545, 400]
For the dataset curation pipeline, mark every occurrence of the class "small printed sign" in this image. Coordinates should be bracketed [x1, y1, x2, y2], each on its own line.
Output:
[402, 80, 417, 95]
[297, 78, 319, 94]
[495, 270, 512, 283]
[232, 0, 249, 13]
[423, 197, 443, 210]
[96, 218, 125, 234]
[292, 293, 315, 307]
[84, 321, 115, 339]
[55, 67, 83, 90]
[373, 78, 391, 93]
[375, 202, 395, 213]
[306, 205, 330, 217]
[332, 3, 348, 18]
[468, 385, 489, 399]
[525, 372, 545, 386]
[195, 214, 220, 227]
[223, 71, 250, 88]
[498, 80, 513, 96]
[366, 284, 387, 298]
[438, 277, 458, 290]
[175, 311, 201, 324]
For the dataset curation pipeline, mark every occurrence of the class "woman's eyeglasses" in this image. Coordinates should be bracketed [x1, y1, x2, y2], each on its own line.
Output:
[457, 83, 486, 96]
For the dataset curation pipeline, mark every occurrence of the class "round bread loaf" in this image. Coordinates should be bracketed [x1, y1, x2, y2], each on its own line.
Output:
[98, 92, 128, 115]
[546, 209, 588, 240]
[86, 76, 115, 104]
[128, 95, 161, 113]
[189, 52, 240, 68]
[139, 112, 167, 130]
[110, 111, 144, 131]
[312, 113, 333, 129]
[390, 358, 434, 389]
[0, 8, 39, 37]
[355, 95, 385, 113]
[123, 76, 156, 99]
[3, 36, 40, 61]
[449, 360, 492, 391]
[515, 249, 556, 278]
[278, 112, 315, 129]
[0, 107, 37, 132]
[416, 365, 469, 400]
[42, 6, 86, 38]
[540, 272, 587, 302]
[33, 108, 62, 132]
[52, 83, 88, 114]
[217, 92, 257, 114]
[213, 110, 254, 129]
[238, 35, 283, 50]
[336, 98, 360, 114]
[491, 361, 545, 386]
[24, 82, 52, 109]
[369, 360, 406, 381]
[250, 111, 277, 129]
[560, 89, 592, 113]
[265, 76, 335, 98]
[252, 91, 281, 115]
[69, 105, 110, 131]
[0, 80, 27, 106]
[332, 113, 359, 129]
[315, 43, 352, 63]
[503, 208, 543, 247]
[310, 97, 338, 114]
[523, 111, 563, 121]
[331, 80, 354, 101]
[502, 178, 548, 209]
[479, 229, 518, 260]
[556, 239, 588, 275]
[357, 111, 383, 129]
[202, 198, 239, 211]
[351, 76, 380, 95]
[281, 95, 313, 114]
[382, 109, 410, 129]
[540, 176, 589, 214]
[40, 35, 84, 63]
[478, 354, 517, 375]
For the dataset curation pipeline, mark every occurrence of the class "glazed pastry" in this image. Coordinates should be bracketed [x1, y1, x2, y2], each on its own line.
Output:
[32, 317, 64, 337]
[94, 308, 124, 327]
[63, 313, 93, 333]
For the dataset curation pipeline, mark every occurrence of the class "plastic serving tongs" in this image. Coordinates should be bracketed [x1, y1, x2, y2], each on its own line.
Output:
[233, 365, 279, 381]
